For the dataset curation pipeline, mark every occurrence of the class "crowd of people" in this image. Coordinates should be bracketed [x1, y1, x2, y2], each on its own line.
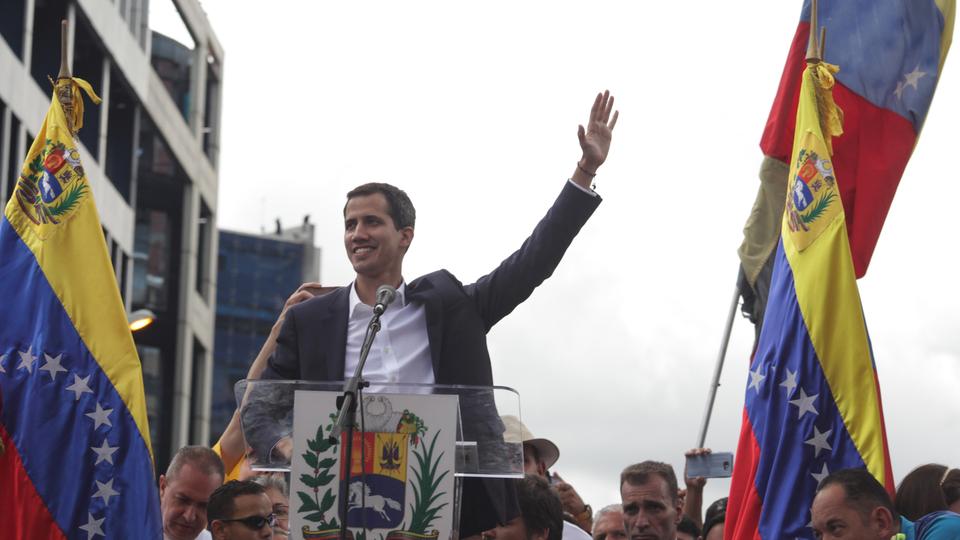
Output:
[154, 431, 960, 540]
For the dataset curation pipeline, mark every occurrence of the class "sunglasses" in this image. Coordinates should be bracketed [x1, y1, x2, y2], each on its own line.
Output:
[218, 513, 278, 530]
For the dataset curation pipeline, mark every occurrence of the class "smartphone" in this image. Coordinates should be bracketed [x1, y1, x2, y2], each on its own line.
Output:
[686, 451, 734, 478]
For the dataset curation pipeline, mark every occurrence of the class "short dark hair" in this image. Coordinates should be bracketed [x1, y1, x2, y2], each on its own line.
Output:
[943, 469, 960, 507]
[677, 515, 701, 537]
[517, 475, 563, 540]
[817, 468, 898, 522]
[620, 461, 679, 504]
[345, 182, 416, 230]
[207, 480, 267, 524]
[895, 464, 949, 520]
[166, 445, 225, 482]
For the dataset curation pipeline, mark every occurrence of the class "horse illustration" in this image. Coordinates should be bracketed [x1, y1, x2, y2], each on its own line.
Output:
[347, 480, 401, 520]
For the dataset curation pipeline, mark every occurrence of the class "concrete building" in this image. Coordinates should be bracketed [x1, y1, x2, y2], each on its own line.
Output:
[0, 0, 223, 470]
[211, 219, 320, 441]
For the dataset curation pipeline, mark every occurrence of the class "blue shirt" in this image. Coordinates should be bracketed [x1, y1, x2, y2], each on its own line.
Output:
[901, 511, 960, 540]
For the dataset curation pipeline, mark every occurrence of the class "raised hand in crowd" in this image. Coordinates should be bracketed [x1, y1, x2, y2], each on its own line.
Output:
[216, 282, 332, 473]
[682, 447, 711, 530]
[553, 472, 593, 533]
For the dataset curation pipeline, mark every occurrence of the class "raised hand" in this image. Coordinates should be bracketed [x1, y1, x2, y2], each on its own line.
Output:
[578, 90, 619, 172]
[571, 90, 619, 189]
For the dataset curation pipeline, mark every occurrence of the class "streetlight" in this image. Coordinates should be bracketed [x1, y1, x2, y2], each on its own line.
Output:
[127, 309, 157, 332]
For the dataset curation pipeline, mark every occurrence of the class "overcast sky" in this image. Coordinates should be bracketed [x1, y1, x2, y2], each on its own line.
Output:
[156, 0, 959, 512]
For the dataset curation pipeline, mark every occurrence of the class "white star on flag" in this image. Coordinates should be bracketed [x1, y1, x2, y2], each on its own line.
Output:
[904, 65, 927, 90]
[788, 388, 819, 419]
[894, 80, 906, 100]
[79, 512, 105, 539]
[748, 365, 766, 393]
[811, 463, 830, 485]
[805, 426, 833, 458]
[91, 439, 118, 465]
[17, 346, 37, 373]
[66, 374, 94, 401]
[780, 369, 798, 397]
[86, 403, 113, 430]
[40, 353, 68, 381]
[93, 478, 119, 505]
[0, 353, 7, 373]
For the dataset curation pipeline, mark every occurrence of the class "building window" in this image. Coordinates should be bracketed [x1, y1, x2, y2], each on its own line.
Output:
[148, 0, 196, 123]
[0, 0, 26, 60]
[29, 0, 67, 93]
[133, 209, 171, 311]
[105, 65, 138, 202]
[203, 52, 221, 166]
[137, 344, 165, 470]
[195, 200, 212, 300]
[73, 15, 105, 160]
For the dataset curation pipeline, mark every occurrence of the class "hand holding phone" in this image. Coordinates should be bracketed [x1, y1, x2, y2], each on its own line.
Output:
[685, 451, 734, 479]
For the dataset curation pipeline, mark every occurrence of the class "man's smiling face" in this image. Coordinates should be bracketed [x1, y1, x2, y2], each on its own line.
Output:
[343, 192, 413, 280]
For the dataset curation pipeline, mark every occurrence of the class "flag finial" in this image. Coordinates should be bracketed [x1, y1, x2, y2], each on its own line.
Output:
[806, 0, 822, 63]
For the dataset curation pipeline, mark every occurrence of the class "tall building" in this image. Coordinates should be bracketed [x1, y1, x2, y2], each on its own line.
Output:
[211, 219, 320, 441]
[0, 0, 223, 470]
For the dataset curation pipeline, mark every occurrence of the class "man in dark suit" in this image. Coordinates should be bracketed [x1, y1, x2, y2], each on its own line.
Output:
[256, 91, 618, 538]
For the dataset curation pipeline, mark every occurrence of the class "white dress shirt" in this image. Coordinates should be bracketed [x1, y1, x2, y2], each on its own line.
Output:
[344, 282, 435, 384]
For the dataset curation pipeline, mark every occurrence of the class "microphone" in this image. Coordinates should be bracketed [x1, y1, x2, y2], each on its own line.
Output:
[373, 284, 397, 315]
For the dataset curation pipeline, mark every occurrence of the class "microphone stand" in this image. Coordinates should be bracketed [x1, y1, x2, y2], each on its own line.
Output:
[330, 306, 385, 539]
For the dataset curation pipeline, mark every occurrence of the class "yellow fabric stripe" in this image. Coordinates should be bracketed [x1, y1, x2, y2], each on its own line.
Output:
[783, 216, 886, 481]
[936, 0, 955, 73]
[781, 66, 886, 484]
[4, 85, 154, 462]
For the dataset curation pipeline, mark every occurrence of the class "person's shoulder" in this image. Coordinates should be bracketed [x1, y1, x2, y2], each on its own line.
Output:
[918, 511, 960, 539]
[289, 286, 348, 316]
[194, 529, 213, 540]
[561, 520, 592, 540]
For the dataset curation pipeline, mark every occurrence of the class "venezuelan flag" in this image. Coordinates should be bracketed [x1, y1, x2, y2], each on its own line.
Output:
[757, 0, 955, 279]
[0, 78, 161, 538]
[725, 60, 893, 538]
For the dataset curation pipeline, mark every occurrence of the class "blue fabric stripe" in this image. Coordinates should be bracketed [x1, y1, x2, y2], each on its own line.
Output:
[745, 242, 867, 539]
[800, 0, 944, 131]
[0, 217, 162, 539]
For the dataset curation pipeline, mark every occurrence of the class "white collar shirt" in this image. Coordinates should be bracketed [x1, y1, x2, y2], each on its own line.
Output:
[344, 282, 435, 385]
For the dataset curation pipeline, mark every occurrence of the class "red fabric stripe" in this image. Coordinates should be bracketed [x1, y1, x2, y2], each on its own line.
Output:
[724, 409, 763, 540]
[0, 424, 68, 540]
[872, 370, 895, 496]
[759, 22, 918, 278]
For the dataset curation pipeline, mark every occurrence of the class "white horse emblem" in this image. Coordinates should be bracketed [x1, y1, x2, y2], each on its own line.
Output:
[347, 480, 401, 520]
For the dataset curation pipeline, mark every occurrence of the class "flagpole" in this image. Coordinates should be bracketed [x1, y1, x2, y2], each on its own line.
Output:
[696, 283, 740, 448]
[58, 19, 70, 79]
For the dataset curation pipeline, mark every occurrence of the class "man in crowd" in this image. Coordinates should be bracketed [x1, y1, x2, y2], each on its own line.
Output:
[591, 504, 626, 540]
[160, 446, 225, 540]
[482, 475, 564, 540]
[207, 480, 275, 540]
[253, 90, 619, 539]
[676, 516, 700, 540]
[811, 468, 960, 540]
[504, 415, 594, 535]
[619, 461, 683, 540]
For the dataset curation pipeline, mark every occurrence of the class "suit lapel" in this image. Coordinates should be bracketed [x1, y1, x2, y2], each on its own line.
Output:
[314, 286, 350, 381]
[407, 276, 443, 377]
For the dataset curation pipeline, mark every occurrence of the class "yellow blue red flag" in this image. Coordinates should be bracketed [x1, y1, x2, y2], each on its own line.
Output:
[725, 60, 893, 539]
[0, 78, 161, 538]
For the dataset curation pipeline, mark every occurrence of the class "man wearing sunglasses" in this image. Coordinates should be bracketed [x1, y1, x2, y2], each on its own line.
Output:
[208, 480, 277, 540]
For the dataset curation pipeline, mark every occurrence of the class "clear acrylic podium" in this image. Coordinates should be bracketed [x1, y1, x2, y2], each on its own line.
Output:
[236, 380, 524, 540]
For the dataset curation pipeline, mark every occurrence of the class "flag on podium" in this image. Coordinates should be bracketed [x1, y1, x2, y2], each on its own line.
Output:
[0, 76, 162, 537]
[737, 0, 955, 337]
[724, 48, 893, 539]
